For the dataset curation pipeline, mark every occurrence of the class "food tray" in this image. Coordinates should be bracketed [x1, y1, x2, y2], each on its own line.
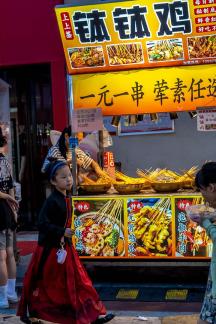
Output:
[79, 184, 111, 194]
[114, 183, 143, 194]
[151, 181, 182, 193]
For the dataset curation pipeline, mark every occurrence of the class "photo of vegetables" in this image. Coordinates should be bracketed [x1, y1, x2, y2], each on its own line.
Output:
[128, 198, 172, 257]
[107, 43, 144, 65]
[73, 199, 125, 257]
[175, 197, 212, 257]
[68, 46, 105, 68]
[146, 38, 184, 62]
[188, 36, 216, 59]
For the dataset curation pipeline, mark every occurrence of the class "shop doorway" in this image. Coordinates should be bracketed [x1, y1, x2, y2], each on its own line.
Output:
[0, 64, 53, 229]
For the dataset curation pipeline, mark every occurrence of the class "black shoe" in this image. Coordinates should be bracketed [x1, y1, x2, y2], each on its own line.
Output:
[92, 313, 115, 324]
[20, 316, 32, 324]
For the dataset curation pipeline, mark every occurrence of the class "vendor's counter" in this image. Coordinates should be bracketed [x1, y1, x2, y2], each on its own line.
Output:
[71, 191, 209, 260]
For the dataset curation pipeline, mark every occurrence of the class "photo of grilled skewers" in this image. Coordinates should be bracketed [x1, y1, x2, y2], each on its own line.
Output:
[68, 46, 105, 68]
[188, 35, 216, 59]
[147, 38, 184, 62]
[128, 198, 172, 257]
[73, 199, 125, 257]
[107, 43, 144, 65]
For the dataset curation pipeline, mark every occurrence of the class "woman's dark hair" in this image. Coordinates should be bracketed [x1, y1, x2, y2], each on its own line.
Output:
[58, 126, 71, 159]
[195, 162, 216, 189]
[0, 127, 7, 148]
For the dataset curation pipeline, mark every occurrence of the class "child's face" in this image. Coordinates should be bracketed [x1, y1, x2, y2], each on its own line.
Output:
[51, 165, 73, 193]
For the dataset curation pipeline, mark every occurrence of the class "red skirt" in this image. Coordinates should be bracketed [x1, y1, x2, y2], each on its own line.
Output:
[17, 244, 106, 324]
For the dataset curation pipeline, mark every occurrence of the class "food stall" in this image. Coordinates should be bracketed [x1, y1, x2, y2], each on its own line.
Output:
[55, 0, 216, 260]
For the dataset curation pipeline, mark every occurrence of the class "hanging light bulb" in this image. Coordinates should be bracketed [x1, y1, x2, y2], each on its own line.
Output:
[124, 116, 129, 126]
[150, 113, 158, 122]
[129, 115, 138, 125]
[137, 115, 144, 121]
[169, 112, 178, 120]
[188, 111, 197, 118]
[111, 116, 121, 127]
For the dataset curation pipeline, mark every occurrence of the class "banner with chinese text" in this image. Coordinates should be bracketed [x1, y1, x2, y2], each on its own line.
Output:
[55, 0, 216, 74]
[73, 64, 216, 115]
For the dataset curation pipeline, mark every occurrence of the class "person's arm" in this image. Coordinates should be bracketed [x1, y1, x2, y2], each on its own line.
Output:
[38, 199, 66, 238]
[0, 190, 19, 210]
[75, 147, 104, 174]
[201, 218, 216, 243]
[90, 159, 105, 176]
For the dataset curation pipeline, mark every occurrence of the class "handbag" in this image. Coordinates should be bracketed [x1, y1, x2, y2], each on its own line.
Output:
[56, 239, 67, 264]
[56, 195, 72, 264]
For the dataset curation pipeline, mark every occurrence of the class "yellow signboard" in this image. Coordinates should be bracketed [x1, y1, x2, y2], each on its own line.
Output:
[55, 0, 216, 74]
[73, 64, 216, 115]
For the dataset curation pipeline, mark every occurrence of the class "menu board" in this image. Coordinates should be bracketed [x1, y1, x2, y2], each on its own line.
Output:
[72, 198, 126, 257]
[55, 0, 216, 74]
[72, 194, 212, 259]
[174, 196, 212, 257]
[127, 197, 173, 257]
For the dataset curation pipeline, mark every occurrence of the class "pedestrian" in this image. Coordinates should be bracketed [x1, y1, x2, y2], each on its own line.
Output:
[17, 158, 114, 324]
[0, 127, 19, 309]
[41, 126, 104, 177]
[191, 162, 216, 324]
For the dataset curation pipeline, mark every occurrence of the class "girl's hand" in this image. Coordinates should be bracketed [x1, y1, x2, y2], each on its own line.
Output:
[1, 193, 19, 211]
[64, 228, 75, 238]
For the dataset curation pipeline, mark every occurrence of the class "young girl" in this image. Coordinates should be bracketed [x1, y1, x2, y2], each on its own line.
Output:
[17, 159, 114, 324]
[193, 162, 216, 324]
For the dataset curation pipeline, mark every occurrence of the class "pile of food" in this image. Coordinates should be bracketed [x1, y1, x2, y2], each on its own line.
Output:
[147, 39, 183, 62]
[186, 203, 216, 223]
[107, 43, 143, 65]
[69, 46, 104, 68]
[74, 200, 125, 256]
[188, 36, 216, 59]
[114, 171, 150, 194]
[133, 198, 172, 256]
[137, 166, 197, 192]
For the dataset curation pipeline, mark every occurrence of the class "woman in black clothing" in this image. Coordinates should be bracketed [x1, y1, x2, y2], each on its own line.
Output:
[0, 128, 19, 309]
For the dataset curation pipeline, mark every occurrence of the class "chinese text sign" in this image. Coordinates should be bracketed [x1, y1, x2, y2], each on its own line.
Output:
[55, 0, 216, 74]
[73, 64, 216, 115]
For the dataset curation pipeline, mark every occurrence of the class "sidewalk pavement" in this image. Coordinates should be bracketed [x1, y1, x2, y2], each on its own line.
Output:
[10, 232, 201, 323]
[0, 314, 200, 323]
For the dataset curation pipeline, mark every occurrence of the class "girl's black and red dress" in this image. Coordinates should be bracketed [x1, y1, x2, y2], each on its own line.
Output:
[17, 189, 106, 324]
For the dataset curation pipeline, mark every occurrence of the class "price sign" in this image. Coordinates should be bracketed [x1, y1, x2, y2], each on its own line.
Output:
[72, 108, 103, 132]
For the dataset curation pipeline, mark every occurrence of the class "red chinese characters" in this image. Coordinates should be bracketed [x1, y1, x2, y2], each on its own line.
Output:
[194, 0, 216, 5]
[61, 12, 73, 40]
[194, 6, 216, 14]
[177, 199, 192, 211]
[75, 201, 90, 213]
[129, 201, 143, 212]
[103, 152, 115, 168]
[195, 15, 216, 23]
[196, 25, 216, 32]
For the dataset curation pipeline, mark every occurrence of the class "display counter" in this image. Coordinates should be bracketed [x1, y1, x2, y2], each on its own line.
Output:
[72, 191, 211, 260]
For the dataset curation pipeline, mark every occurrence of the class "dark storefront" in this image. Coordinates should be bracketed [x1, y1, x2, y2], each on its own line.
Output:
[0, 0, 68, 228]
